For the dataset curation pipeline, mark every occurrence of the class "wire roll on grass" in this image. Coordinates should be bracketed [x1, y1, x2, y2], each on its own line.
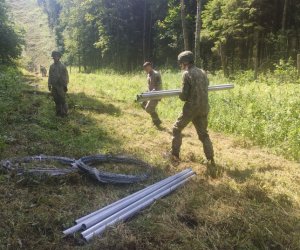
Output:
[74, 155, 152, 184]
[0, 155, 77, 176]
[1, 154, 152, 184]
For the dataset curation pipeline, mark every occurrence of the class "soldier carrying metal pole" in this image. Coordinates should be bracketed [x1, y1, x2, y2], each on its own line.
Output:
[167, 51, 215, 168]
[48, 51, 69, 117]
[142, 62, 162, 127]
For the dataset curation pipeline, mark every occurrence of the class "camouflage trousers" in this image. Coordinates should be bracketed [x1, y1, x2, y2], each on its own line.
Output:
[51, 86, 68, 116]
[172, 104, 214, 160]
[142, 100, 161, 124]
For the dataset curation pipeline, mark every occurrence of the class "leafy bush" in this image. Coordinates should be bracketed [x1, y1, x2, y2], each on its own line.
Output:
[0, 0, 24, 64]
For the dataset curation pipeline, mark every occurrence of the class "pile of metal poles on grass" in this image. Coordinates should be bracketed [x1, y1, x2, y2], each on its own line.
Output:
[136, 84, 234, 102]
[63, 168, 195, 242]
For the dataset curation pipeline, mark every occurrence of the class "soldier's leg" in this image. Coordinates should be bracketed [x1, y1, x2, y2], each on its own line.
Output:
[57, 87, 67, 116]
[145, 100, 161, 125]
[52, 86, 67, 116]
[51, 88, 61, 116]
[172, 112, 193, 157]
[192, 115, 214, 160]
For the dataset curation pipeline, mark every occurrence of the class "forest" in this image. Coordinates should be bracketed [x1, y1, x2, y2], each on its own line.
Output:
[0, 0, 300, 249]
[33, 0, 300, 73]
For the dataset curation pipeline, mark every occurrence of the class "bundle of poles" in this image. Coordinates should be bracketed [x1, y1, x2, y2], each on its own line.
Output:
[136, 84, 234, 102]
[63, 168, 195, 242]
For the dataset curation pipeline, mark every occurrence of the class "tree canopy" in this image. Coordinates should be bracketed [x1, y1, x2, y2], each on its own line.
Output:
[7, 0, 300, 73]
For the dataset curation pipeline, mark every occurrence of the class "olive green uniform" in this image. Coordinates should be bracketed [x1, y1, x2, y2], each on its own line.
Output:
[48, 61, 69, 116]
[40, 66, 47, 77]
[143, 70, 162, 124]
[172, 65, 214, 160]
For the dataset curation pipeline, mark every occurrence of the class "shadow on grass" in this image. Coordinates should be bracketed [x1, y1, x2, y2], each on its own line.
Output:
[1, 74, 123, 159]
[67, 92, 121, 116]
[226, 165, 282, 183]
[226, 168, 254, 183]
[169, 177, 299, 250]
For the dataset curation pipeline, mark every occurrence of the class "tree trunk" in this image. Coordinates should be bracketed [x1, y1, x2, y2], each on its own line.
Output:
[148, 11, 152, 60]
[297, 54, 300, 78]
[194, 0, 202, 66]
[219, 44, 228, 77]
[282, 0, 288, 31]
[180, 0, 189, 50]
[143, 0, 147, 61]
[78, 54, 81, 73]
[253, 31, 260, 80]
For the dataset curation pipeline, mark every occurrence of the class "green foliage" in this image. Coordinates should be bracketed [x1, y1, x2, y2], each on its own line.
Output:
[202, 0, 300, 73]
[0, 0, 24, 64]
[208, 70, 300, 160]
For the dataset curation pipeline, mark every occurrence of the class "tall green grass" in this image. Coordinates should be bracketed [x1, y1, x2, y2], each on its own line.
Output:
[70, 68, 300, 161]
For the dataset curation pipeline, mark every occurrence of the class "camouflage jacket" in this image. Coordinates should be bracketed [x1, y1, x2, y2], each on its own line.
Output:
[179, 65, 209, 115]
[147, 70, 162, 91]
[48, 61, 69, 87]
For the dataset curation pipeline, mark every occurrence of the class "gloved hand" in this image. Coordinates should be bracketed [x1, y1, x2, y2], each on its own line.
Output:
[48, 85, 52, 91]
[64, 86, 68, 92]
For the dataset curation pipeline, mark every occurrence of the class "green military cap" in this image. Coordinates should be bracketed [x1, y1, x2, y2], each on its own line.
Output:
[178, 51, 194, 64]
[51, 51, 61, 58]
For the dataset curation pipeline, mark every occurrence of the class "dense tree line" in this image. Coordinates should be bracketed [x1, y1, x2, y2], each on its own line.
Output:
[39, 0, 300, 73]
[0, 0, 24, 64]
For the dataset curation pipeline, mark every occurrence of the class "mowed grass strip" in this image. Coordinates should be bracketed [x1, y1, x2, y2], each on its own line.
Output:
[0, 67, 299, 249]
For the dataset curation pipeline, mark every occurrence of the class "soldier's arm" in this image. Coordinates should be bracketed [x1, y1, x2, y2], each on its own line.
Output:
[65, 67, 69, 85]
[48, 66, 53, 90]
[61, 65, 69, 86]
[152, 73, 161, 91]
[179, 72, 190, 101]
[201, 69, 209, 87]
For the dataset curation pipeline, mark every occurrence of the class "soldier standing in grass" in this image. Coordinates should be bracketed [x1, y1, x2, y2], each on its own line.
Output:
[40, 65, 47, 77]
[48, 51, 69, 117]
[142, 62, 162, 127]
[169, 51, 215, 167]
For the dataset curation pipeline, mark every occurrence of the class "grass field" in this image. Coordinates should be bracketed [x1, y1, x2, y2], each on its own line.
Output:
[0, 66, 300, 249]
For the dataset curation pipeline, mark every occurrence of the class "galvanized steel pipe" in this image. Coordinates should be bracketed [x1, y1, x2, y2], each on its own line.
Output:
[136, 84, 234, 102]
[63, 169, 193, 235]
[81, 170, 195, 232]
[83, 175, 195, 242]
[79, 169, 192, 229]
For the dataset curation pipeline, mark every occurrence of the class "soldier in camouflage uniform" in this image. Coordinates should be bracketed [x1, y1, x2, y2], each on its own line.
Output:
[142, 62, 162, 126]
[40, 65, 47, 77]
[171, 51, 215, 164]
[48, 51, 69, 117]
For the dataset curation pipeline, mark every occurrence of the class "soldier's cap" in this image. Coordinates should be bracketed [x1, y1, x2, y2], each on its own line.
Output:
[51, 51, 62, 58]
[178, 51, 194, 64]
[143, 62, 152, 68]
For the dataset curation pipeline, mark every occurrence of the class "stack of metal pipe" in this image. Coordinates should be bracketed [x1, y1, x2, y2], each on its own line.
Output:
[63, 168, 195, 242]
[136, 84, 234, 102]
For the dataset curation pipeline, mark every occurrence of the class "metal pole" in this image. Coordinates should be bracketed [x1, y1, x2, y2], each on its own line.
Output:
[83, 175, 195, 242]
[81, 170, 193, 230]
[63, 169, 192, 235]
[136, 84, 234, 102]
[76, 168, 191, 224]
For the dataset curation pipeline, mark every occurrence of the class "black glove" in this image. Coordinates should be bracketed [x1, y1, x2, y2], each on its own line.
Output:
[64, 86, 68, 92]
[48, 85, 52, 91]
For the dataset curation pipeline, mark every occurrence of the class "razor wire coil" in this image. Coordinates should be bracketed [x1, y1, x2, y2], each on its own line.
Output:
[75, 155, 152, 184]
[0, 154, 151, 184]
